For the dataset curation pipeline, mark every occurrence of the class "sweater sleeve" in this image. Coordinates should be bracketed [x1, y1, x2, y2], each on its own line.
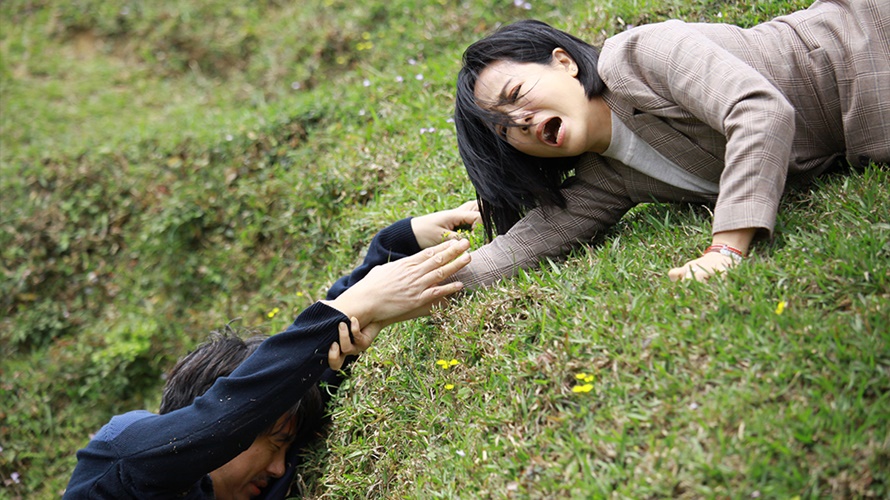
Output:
[326, 217, 421, 300]
[65, 302, 349, 498]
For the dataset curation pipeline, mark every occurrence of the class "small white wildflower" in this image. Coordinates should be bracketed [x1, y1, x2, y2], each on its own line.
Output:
[408, 58, 417, 65]
[456, 450, 466, 457]
[395, 75, 404, 83]
[291, 81, 302, 90]
[225, 134, 233, 142]
[415, 73, 424, 81]
[363, 79, 371, 87]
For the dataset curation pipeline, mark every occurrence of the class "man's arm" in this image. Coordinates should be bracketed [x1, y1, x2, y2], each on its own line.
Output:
[64, 302, 351, 498]
[65, 229, 473, 498]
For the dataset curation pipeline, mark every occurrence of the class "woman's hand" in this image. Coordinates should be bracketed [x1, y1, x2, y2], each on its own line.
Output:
[668, 228, 755, 282]
[328, 317, 382, 371]
[411, 201, 481, 249]
[668, 251, 736, 282]
[325, 238, 472, 327]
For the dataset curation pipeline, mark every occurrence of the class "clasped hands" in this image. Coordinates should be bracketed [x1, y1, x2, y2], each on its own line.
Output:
[326, 202, 481, 369]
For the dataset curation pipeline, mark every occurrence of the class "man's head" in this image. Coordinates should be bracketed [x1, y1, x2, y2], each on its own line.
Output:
[159, 324, 323, 499]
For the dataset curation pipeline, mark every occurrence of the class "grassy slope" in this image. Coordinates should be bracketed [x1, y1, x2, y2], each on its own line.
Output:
[1, 0, 887, 498]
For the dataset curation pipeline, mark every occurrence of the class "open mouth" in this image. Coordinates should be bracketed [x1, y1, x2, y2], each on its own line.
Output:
[541, 117, 562, 145]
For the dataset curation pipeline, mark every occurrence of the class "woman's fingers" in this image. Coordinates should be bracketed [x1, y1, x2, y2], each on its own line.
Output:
[325, 238, 472, 326]
[425, 280, 466, 299]
[414, 238, 471, 276]
[456, 200, 479, 212]
[669, 253, 734, 282]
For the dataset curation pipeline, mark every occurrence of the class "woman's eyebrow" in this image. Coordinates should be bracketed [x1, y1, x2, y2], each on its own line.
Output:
[496, 78, 514, 105]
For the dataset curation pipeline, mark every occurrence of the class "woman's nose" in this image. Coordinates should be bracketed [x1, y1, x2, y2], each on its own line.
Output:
[520, 114, 534, 133]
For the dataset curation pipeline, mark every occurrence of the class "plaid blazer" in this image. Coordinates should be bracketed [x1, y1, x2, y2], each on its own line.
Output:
[455, 0, 890, 288]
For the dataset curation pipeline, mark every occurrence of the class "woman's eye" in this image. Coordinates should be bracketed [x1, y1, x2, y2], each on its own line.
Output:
[509, 85, 522, 102]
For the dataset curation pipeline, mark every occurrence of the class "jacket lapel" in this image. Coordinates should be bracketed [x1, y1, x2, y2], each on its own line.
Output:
[603, 91, 725, 184]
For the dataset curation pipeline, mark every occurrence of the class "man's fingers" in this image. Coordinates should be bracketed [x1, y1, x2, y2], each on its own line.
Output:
[350, 316, 370, 351]
[338, 321, 355, 356]
[328, 342, 344, 371]
[330, 318, 368, 371]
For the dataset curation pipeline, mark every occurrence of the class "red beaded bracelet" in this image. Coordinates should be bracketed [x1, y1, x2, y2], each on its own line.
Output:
[705, 244, 745, 263]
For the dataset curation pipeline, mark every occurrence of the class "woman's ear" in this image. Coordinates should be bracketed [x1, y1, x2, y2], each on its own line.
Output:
[551, 48, 578, 77]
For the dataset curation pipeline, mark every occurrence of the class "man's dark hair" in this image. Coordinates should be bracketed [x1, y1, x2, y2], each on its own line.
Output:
[159, 323, 324, 438]
[454, 20, 606, 238]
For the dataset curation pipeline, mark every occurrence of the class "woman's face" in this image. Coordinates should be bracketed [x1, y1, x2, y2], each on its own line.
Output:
[473, 49, 607, 157]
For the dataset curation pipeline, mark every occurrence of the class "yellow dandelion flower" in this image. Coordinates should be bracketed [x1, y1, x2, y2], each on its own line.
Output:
[448, 359, 460, 367]
[267, 307, 280, 318]
[575, 373, 588, 380]
[444, 383, 455, 390]
[436, 359, 449, 369]
[296, 291, 303, 297]
[572, 384, 594, 393]
[775, 300, 787, 315]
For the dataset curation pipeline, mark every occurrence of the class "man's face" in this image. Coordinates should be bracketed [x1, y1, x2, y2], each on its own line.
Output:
[209, 414, 297, 500]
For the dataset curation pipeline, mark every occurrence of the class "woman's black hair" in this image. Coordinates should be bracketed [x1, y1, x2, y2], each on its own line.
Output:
[455, 20, 605, 238]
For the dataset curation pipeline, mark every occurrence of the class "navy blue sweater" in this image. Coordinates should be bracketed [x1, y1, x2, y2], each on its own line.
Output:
[64, 218, 420, 499]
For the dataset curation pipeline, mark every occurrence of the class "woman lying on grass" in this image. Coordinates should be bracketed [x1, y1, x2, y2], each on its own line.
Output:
[450, 0, 889, 286]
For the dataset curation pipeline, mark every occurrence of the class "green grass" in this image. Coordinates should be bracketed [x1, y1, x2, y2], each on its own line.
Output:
[2, 0, 887, 498]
